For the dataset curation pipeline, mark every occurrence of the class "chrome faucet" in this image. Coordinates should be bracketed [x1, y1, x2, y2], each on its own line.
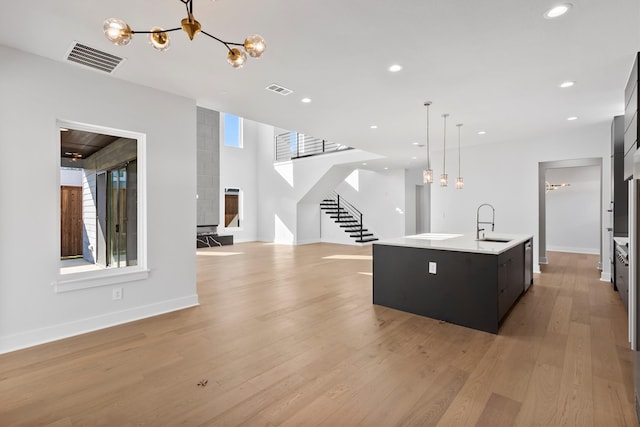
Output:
[476, 203, 495, 239]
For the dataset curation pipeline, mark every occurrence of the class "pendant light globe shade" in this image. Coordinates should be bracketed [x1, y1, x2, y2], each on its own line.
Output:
[104, 18, 133, 45]
[227, 48, 247, 68]
[148, 27, 170, 51]
[244, 34, 266, 57]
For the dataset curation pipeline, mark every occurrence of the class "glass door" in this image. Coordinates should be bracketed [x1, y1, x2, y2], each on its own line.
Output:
[107, 166, 128, 267]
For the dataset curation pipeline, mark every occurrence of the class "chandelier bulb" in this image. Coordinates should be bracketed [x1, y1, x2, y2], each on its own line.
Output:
[148, 27, 171, 51]
[244, 34, 266, 57]
[104, 18, 133, 45]
[227, 48, 247, 68]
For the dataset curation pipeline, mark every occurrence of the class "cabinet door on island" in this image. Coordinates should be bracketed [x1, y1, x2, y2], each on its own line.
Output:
[497, 244, 525, 321]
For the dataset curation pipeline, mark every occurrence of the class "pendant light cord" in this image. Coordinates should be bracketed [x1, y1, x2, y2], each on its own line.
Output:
[442, 114, 448, 173]
[425, 102, 431, 169]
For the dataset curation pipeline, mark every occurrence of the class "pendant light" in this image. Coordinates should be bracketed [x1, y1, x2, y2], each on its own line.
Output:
[423, 101, 433, 184]
[440, 113, 449, 187]
[104, 0, 266, 69]
[456, 123, 464, 189]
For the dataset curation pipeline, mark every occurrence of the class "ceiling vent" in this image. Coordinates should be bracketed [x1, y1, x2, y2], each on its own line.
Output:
[65, 42, 125, 74]
[266, 83, 293, 96]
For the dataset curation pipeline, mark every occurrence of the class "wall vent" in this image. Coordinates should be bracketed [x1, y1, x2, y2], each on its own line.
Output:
[65, 42, 125, 74]
[265, 83, 293, 96]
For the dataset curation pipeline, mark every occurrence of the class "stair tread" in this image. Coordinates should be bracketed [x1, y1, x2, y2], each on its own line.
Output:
[356, 238, 378, 243]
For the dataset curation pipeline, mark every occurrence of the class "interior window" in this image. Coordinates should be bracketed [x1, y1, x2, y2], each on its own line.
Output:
[223, 113, 243, 148]
[60, 127, 138, 275]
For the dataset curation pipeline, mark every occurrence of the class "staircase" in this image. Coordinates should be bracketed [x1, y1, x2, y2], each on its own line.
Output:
[320, 192, 378, 243]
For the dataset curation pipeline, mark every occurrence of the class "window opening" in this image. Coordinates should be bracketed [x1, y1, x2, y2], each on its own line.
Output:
[223, 113, 243, 148]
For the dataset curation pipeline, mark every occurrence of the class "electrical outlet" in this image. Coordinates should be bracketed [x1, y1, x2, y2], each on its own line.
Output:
[112, 288, 123, 300]
[428, 262, 437, 274]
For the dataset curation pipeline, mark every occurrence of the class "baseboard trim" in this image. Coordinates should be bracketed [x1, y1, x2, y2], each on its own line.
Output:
[546, 246, 599, 255]
[0, 294, 199, 355]
[600, 272, 612, 282]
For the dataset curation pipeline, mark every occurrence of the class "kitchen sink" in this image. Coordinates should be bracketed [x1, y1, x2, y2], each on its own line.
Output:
[477, 237, 512, 243]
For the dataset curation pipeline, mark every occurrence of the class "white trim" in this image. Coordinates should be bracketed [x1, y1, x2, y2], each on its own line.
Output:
[54, 268, 150, 292]
[546, 246, 600, 255]
[0, 295, 199, 355]
[600, 272, 612, 282]
[56, 119, 148, 291]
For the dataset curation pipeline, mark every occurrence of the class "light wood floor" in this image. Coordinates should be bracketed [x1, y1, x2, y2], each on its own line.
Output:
[0, 243, 637, 426]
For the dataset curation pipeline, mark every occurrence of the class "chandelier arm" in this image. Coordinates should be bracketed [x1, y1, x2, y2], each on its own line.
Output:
[132, 27, 182, 35]
[179, 0, 192, 14]
[201, 30, 242, 52]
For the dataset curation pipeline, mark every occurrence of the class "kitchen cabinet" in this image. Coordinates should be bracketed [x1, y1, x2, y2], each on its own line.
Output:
[498, 244, 525, 321]
[373, 233, 531, 334]
[613, 116, 628, 235]
[624, 53, 639, 180]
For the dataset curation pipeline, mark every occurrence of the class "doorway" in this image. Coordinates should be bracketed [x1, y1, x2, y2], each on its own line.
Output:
[538, 158, 602, 269]
[104, 161, 137, 268]
[415, 184, 430, 234]
[60, 185, 83, 257]
[224, 188, 240, 228]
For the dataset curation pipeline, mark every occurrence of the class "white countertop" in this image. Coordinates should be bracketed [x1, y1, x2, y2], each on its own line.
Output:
[374, 232, 533, 255]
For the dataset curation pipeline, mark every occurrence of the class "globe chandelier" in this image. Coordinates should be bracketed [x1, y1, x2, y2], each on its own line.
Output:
[103, 0, 266, 68]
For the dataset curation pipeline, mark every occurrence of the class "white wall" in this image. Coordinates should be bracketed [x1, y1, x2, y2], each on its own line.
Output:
[60, 168, 83, 186]
[254, 130, 382, 243]
[333, 169, 406, 239]
[546, 165, 600, 254]
[428, 123, 611, 276]
[0, 46, 198, 353]
[219, 119, 260, 242]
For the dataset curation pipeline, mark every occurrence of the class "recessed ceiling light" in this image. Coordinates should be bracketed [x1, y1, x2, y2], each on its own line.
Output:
[384, 167, 389, 170]
[301, 97, 312, 103]
[362, 163, 367, 165]
[478, 131, 487, 135]
[370, 125, 378, 129]
[388, 64, 403, 72]
[412, 142, 420, 145]
[559, 81, 575, 88]
[545, 3, 572, 19]
[412, 156, 417, 160]
[567, 116, 578, 121]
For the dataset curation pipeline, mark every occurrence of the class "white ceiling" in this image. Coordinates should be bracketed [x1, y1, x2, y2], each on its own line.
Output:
[1, 0, 639, 169]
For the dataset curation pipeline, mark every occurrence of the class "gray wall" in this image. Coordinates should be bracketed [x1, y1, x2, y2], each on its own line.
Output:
[197, 107, 220, 227]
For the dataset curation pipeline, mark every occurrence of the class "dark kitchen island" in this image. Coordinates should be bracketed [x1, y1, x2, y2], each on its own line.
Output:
[373, 233, 534, 334]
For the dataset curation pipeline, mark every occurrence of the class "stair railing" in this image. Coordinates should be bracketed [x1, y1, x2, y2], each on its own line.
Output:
[274, 132, 351, 162]
[326, 191, 367, 241]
